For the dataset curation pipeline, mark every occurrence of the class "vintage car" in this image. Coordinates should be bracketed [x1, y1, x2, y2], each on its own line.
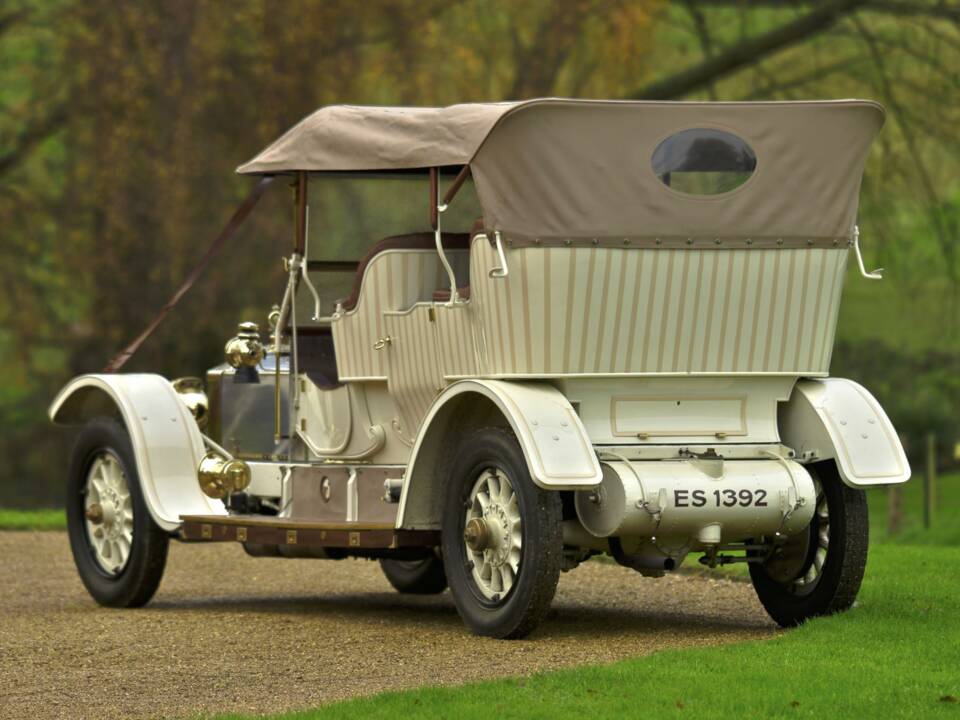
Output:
[50, 99, 909, 639]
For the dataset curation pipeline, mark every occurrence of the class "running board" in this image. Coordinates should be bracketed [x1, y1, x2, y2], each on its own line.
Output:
[180, 515, 439, 549]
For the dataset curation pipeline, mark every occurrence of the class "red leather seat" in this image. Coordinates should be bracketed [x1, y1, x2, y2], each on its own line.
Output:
[432, 287, 471, 302]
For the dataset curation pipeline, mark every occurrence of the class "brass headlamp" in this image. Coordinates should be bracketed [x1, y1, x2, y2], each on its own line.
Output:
[224, 321, 264, 383]
[171, 377, 209, 430]
[197, 452, 251, 499]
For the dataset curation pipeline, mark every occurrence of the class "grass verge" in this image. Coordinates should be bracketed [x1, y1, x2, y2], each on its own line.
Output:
[0, 508, 65, 530]
[215, 543, 959, 720]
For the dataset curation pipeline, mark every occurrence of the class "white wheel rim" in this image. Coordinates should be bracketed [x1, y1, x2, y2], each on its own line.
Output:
[84, 452, 134, 575]
[790, 478, 829, 593]
[464, 468, 522, 602]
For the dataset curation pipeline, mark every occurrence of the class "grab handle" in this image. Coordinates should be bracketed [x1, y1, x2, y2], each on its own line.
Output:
[853, 225, 883, 280]
[488, 231, 509, 278]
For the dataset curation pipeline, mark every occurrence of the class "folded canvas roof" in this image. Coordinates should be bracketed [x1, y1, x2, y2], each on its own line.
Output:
[237, 98, 885, 242]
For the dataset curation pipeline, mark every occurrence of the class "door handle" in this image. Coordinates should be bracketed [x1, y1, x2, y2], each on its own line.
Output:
[373, 335, 393, 350]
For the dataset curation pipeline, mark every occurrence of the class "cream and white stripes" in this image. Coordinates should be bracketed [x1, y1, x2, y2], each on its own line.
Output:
[470, 240, 847, 376]
[382, 306, 445, 443]
[331, 249, 468, 379]
[330, 239, 848, 435]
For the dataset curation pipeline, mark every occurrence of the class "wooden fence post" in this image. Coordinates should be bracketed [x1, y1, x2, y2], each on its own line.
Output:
[924, 433, 936, 530]
[887, 484, 902, 536]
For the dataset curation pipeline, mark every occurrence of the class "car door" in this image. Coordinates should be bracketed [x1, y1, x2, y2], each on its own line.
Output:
[381, 304, 445, 445]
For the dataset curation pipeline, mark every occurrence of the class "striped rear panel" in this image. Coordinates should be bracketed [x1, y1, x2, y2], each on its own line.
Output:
[470, 239, 847, 376]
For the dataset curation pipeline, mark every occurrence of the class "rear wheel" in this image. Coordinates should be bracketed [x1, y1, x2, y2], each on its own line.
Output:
[66, 418, 169, 607]
[442, 427, 562, 639]
[379, 556, 447, 594]
[749, 462, 868, 627]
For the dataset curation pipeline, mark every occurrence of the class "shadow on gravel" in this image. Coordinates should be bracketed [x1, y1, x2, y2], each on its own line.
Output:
[145, 590, 770, 637]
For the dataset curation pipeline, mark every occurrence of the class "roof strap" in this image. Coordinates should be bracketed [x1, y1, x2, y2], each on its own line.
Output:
[103, 175, 275, 373]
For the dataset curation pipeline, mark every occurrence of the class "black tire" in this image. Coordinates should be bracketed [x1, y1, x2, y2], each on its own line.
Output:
[379, 556, 448, 594]
[442, 426, 562, 639]
[749, 461, 868, 627]
[66, 417, 169, 607]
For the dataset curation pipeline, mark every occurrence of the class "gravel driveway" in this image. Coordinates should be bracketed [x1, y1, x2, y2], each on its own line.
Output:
[0, 531, 777, 720]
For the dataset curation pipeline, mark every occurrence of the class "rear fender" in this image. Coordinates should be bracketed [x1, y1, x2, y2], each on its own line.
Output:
[49, 373, 226, 531]
[779, 378, 910, 487]
[396, 379, 602, 530]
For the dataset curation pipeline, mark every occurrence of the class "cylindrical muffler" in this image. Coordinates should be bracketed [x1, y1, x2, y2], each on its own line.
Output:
[575, 458, 816, 544]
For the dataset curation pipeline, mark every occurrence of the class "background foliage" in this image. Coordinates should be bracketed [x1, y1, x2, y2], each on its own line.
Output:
[1, 0, 957, 507]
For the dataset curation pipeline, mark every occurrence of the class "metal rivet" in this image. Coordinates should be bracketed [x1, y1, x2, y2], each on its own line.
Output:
[777, 238, 784, 245]
[746, 238, 753, 245]
[686, 237, 693, 245]
[655, 238, 662, 245]
[592, 238, 599, 245]
[714, 238, 722, 245]
[534, 238, 541, 245]
[564, 238, 572, 246]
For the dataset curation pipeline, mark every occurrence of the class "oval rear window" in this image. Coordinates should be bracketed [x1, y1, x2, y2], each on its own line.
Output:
[652, 128, 756, 196]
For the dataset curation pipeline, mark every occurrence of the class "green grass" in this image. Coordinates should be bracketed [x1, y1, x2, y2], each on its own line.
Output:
[0, 508, 65, 530]
[216, 543, 960, 720]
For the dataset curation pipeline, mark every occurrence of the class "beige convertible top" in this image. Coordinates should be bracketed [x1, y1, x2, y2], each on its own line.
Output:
[237, 102, 518, 174]
[238, 98, 885, 241]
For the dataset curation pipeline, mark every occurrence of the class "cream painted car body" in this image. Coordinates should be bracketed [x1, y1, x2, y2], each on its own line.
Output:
[47, 226, 909, 544]
[48, 373, 225, 531]
[780, 378, 910, 485]
[49, 99, 909, 563]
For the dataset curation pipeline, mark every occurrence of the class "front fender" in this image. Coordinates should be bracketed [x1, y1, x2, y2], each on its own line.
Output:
[49, 373, 226, 531]
[779, 378, 910, 487]
[397, 379, 602, 530]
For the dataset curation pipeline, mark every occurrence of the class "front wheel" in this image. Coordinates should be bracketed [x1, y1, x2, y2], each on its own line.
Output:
[442, 427, 562, 639]
[749, 461, 868, 627]
[66, 417, 169, 607]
